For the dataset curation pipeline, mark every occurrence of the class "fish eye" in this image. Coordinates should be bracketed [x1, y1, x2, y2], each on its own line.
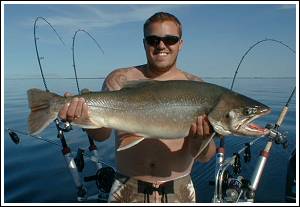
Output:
[244, 107, 257, 115]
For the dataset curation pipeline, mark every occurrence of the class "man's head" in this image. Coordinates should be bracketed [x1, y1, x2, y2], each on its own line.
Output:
[143, 12, 182, 38]
[143, 12, 183, 74]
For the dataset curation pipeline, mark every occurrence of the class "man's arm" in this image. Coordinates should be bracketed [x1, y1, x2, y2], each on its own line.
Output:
[180, 70, 204, 82]
[185, 115, 216, 163]
[182, 71, 216, 163]
[59, 68, 129, 142]
[87, 68, 133, 141]
[58, 92, 112, 142]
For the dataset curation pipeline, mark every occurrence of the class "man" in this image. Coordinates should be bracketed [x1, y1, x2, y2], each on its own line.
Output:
[59, 12, 216, 203]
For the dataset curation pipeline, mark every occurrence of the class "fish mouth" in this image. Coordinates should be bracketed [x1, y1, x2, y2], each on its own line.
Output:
[236, 109, 271, 136]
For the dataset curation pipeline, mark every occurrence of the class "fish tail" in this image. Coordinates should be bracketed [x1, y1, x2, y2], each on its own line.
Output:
[27, 88, 60, 135]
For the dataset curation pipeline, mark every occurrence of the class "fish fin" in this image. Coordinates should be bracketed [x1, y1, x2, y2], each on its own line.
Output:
[80, 88, 91, 94]
[28, 110, 57, 135]
[117, 136, 145, 151]
[27, 89, 60, 135]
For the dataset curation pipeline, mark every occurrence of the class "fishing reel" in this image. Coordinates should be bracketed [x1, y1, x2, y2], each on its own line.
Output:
[224, 175, 253, 202]
[221, 170, 254, 203]
[265, 123, 288, 149]
[55, 118, 72, 132]
[84, 166, 116, 194]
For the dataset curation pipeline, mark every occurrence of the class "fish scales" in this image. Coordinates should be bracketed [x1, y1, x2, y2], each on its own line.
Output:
[27, 80, 271, 150]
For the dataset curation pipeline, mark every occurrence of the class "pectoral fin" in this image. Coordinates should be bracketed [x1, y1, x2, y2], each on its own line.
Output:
[117, 135, 144, 151]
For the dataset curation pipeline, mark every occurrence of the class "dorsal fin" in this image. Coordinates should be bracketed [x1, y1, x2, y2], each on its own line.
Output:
[80, 88, 91, 94]
[122, 80, 160, 89]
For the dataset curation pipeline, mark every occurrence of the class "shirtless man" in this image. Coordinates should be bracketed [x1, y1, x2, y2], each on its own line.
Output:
[59, 12, 216, 203]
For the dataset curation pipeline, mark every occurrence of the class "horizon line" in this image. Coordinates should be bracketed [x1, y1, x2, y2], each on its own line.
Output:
[4, 76, 296, 80]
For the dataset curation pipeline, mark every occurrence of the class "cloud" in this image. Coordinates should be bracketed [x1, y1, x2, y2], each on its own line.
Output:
[31, 4, 186, 31]
[276, 4, 296, 10]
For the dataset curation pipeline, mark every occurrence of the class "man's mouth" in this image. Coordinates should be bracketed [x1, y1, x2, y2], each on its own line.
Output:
[155, 52, 168, 56]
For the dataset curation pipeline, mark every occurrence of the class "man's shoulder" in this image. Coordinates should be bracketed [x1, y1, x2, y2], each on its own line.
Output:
[102, 66, 137, 91]
[106, 67, 132, 81]
[178, 69, 203, 82]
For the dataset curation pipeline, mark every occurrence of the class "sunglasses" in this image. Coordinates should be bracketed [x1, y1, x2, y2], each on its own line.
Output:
[144, 35, 180, 47]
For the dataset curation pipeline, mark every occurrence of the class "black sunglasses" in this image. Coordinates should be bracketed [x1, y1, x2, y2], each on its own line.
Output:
[144, 35, 180, 47]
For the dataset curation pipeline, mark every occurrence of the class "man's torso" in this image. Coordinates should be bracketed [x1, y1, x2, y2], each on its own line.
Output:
[104, 65, 202, 183]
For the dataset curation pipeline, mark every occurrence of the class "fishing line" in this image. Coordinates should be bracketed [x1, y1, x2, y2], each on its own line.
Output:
[285, 86, 296, 107]
[227, 38, 296, 146]
[230, 38, 296, 90]
[212, 38, 296, 202]
[215, 38, 297, 175]
[32, 19, 108, 161]
[6, 127, 61, 146]
[34, 17, 66, 92]
[227, 79, 294, 159]
[5, 128, 116, 170]
[72, 29, 105, 95]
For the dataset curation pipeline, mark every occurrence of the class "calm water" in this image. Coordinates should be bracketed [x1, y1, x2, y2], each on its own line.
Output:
[3, 78, 297, 203]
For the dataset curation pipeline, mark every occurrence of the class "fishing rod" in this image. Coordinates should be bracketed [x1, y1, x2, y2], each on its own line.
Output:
[34, 16, 66, 92]
[6, 127, 115, 170]
[72, 29, 104, 95]
[212, 38, 296, 203]
[29, 17, 113, 202]
[248, 86, 295, 193]
[6, 126, 116, 202]
[212, 86, 295, 203]
[7, 123, 116, 202]
[230, 38, 296, 90]
[33, 17, 87, 200]
[7, 127, 61, 146]
[70, 28, 117, 201]
[213, 38, 296, 201]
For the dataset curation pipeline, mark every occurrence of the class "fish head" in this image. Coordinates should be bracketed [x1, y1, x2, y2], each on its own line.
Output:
[208, 91, 271, 137]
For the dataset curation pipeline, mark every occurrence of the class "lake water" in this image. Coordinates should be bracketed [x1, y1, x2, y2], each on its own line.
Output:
[3, 78, 297, 203]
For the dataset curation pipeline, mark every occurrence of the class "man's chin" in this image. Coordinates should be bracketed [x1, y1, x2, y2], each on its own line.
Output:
[150, 62, 175, 72]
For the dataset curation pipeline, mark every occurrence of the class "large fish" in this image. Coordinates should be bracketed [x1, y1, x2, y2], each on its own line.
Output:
[27, 80, 271, 150]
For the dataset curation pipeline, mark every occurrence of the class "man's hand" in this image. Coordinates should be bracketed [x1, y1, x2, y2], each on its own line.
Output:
[187, 115, 212, 139]
[58, 92, 112, 141]
[185, 115, 216, 161]
[58, 92, 89, 123]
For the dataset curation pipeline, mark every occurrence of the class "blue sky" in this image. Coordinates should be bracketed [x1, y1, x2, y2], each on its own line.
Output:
[2, 2, 298, 79]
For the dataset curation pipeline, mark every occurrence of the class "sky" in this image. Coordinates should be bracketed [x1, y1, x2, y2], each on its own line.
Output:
[2, 2, 298, 80]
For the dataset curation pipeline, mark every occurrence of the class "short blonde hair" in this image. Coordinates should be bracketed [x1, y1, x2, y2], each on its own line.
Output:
[143, 12, 182, 37]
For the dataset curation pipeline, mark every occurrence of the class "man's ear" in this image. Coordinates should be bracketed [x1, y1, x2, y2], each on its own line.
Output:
[179, 39, 183, 51]
[143, 38, 147, 50]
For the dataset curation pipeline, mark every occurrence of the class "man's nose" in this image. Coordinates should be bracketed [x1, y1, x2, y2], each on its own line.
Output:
[157, 39, 166, 49]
